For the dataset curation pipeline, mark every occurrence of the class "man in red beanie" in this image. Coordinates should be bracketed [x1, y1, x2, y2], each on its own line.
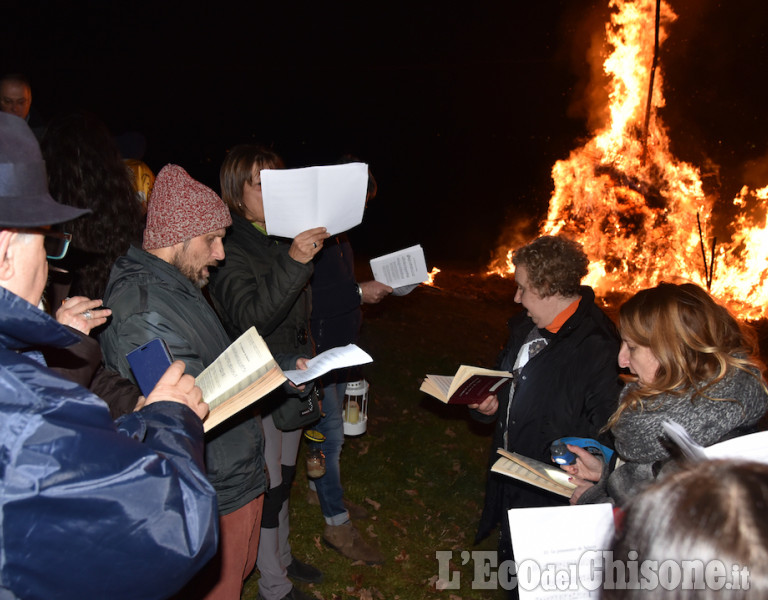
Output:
[101, 164, 310, 600]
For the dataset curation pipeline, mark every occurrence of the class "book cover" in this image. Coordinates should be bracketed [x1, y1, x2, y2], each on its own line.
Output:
[420, 365, 512, 404]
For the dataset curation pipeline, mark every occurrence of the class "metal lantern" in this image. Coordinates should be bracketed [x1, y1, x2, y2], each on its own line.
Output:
[342, 379, 368, 436]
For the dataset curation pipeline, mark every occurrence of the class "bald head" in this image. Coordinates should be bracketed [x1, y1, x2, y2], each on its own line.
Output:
[0, 76, 32, 120]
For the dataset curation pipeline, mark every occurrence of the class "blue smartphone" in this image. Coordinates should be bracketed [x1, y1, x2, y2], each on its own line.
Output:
[126, 338, 173, 397]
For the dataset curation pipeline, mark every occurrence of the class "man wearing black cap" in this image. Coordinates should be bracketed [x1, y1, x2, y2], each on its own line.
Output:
[0, 112, 219, 600]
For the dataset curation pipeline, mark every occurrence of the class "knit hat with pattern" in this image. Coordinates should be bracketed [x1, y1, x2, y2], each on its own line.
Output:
[143, 164, 232, 250]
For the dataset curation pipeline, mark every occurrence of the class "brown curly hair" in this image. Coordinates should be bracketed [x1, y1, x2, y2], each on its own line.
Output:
[511, 235, 589, 298]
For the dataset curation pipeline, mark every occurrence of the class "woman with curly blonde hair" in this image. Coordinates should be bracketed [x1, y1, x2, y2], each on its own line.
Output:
[566, 282, 768, 506]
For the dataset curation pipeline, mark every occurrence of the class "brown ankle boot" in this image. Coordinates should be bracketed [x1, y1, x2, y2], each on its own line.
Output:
[323, 522, 384, 564]
[308, 489, 369, 520]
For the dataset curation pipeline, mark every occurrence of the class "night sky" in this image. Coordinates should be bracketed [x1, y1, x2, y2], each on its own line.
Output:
[3, 0, 768, 266]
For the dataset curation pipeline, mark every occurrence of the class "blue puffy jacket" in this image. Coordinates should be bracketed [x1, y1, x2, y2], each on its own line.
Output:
[0, 286, 218, 600]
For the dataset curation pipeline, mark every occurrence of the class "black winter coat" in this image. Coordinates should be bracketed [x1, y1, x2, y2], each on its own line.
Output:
[209, 213, 314, 358]
[475, 286, 622, 543]
[208, 213, 315, 416]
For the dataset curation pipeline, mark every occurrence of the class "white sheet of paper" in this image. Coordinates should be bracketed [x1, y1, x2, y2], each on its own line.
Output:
[703, 430, 768, 462]
[283, 344, 373, 385]
[370, 244, 429, 292]
[391, 284, 419, 296]
[261, 163, 369, 238]
[663, 420, 768, 464]
[508, 503, 615, 599]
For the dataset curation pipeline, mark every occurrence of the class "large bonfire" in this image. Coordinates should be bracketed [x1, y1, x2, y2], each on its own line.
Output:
[489, 0, 768, 320]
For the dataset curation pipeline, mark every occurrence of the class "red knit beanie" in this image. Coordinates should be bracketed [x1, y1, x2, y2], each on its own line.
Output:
[143, 164, 232, 250]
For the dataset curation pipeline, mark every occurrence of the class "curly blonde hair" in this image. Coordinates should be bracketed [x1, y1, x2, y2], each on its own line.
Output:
[605, 282, 765, 429]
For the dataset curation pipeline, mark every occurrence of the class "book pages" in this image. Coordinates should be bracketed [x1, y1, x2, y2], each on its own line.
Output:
[420, 375, 453, 399]
[196, 327, 280, 409]
[370, 244, 429, 293]
[492, 456, 575, 498]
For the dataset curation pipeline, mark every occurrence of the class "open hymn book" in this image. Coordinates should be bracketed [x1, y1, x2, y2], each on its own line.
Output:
[491, 448, 578, 498]
[420, 365, 512, 404]
[196, 327, 286, 432]
[195, 329, 375, 432]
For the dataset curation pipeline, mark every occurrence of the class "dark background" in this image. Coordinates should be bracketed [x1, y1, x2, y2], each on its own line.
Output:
[3, 0, 768, 267]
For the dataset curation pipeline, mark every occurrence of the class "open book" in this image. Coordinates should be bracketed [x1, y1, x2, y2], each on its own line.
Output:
[491, 448, 577, 498]
[196, 327, 286, 432]
[420, 365, 512, 404]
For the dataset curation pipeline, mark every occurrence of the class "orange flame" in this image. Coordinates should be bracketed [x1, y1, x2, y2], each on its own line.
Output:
[489, 0, 768, 320]
[425, 267, 441, 286]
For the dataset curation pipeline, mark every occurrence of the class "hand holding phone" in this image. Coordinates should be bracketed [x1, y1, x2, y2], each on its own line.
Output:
[144, 361, 208, 421]
[126, 338, 174, 397]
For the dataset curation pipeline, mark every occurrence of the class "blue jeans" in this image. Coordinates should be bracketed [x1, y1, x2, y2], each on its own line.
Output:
[310, 381, 348, 525]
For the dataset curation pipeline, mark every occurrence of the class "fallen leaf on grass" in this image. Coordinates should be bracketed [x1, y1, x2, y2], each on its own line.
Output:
[359, 589, 373, 600]
[313, 535, 322, 551]
[365, 524, 378, 538]
[364, 497, 381, 510]
[403, 489, 418, 496]
[389, 519, 408, 534]
[394, 549, 409, 562]
[444, 427, 456, 438]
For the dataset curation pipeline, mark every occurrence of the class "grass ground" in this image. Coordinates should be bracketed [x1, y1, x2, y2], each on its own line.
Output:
[242, 264, 518, 600]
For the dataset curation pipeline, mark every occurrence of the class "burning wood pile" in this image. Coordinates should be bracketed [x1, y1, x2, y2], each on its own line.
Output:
[489, 0, 768, 320]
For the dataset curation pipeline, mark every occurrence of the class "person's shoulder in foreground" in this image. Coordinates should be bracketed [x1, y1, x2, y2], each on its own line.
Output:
[0, 112, 218, 600]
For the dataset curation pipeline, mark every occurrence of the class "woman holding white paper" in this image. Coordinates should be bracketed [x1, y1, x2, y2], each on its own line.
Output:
[209, 145, 327, 600]
[564, 282, 768, 506]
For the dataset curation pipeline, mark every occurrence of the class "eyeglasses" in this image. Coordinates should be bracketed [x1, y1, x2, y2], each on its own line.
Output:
[13, 228, 73, 260]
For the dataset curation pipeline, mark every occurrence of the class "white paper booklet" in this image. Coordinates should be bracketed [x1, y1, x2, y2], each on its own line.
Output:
[508, 503, 615, 599]
[662, 420, 768, 463]
[369, 244, 429, 296]
[261, 162, 369, 238]
[283, 344, 373, 385]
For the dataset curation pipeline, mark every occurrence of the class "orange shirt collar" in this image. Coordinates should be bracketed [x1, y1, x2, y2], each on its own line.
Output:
[546, 297, 581, 334]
